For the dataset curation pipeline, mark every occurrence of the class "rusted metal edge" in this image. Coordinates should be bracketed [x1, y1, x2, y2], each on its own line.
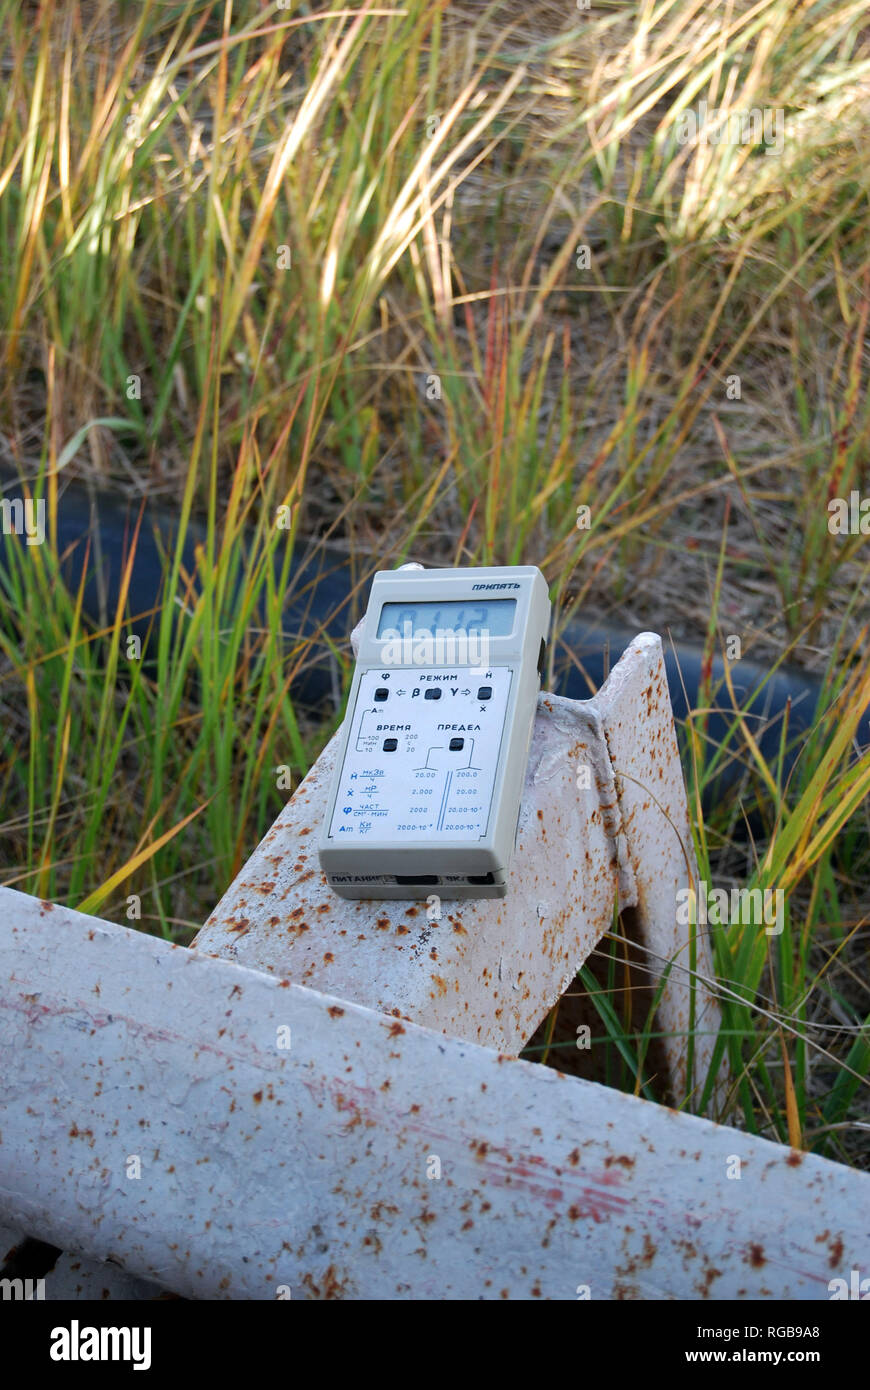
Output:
[0, 1220, 164, 1301]
[1, 888, 865, 1300]
[591, 633, 725, 1108]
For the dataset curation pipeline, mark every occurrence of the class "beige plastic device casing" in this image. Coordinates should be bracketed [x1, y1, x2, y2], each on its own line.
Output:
[318, 565, 550, 899]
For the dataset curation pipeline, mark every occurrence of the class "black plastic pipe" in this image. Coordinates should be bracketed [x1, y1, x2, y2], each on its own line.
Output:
[2, 484, 866, 818]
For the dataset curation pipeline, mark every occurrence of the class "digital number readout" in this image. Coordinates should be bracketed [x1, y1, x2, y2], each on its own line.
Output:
[376, 598, 516, 638]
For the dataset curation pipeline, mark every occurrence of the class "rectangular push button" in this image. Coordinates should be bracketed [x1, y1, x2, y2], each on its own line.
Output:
[374, 687, 389, 702]
[449, 737, 464, 751]
[477, 686, 492, 700]
[383, 738, 398, 751]
[424, 688, 442, 700]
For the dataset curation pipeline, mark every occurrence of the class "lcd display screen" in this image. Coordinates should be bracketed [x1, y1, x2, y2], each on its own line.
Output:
[376, 598, 516, 638]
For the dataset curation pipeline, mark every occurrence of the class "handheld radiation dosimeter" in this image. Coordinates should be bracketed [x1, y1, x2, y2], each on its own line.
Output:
[318, 565, 551, 899]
